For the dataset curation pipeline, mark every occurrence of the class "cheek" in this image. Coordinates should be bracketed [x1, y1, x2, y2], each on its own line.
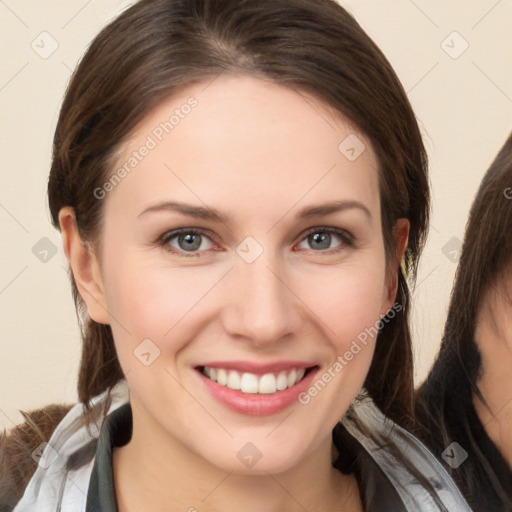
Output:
[102, 257, 225, 359]
[297, 260, 388, 349]
[293, 263, 387, 428]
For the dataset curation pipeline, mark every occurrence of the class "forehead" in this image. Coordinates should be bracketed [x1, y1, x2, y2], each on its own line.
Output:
[105, 74, 381, 226]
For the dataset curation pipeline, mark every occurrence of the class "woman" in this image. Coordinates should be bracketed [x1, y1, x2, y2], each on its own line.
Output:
[416, 133, 512, 511]
[1, 0, 471, 510]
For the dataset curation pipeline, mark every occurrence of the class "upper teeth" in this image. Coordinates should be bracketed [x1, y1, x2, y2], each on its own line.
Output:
[203, 367, 306, 394]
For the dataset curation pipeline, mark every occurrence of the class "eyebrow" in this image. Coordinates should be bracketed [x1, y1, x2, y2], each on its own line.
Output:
[137, 200, 372, 222]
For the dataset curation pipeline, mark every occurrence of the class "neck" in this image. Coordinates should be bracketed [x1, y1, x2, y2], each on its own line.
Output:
[113, 401, 362, 512]
[473, 292, 512, 472]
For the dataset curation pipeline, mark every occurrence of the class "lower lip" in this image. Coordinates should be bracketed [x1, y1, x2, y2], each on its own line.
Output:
[194, 367, 319, 416]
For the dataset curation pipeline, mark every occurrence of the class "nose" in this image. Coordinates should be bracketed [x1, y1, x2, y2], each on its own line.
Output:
[221, 252, 303, 348]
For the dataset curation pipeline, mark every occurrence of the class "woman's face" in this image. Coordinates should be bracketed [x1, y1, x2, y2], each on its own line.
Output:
[78, 75, 401, 473]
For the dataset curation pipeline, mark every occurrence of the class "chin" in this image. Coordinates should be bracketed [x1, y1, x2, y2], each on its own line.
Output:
[197, 437, 314, 476]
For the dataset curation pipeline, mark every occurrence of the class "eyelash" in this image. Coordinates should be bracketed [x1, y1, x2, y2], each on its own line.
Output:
[156, 227, 354, 258]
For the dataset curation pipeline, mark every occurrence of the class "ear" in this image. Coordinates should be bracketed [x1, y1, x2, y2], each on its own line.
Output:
[382, 218, 410, 313]
[58, 207, 110, 325]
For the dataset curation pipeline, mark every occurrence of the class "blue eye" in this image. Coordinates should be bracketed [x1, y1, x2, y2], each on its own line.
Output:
[298, 227, 353, 252]
[157, 226, 353, 258]
[159, 229, 215, 256]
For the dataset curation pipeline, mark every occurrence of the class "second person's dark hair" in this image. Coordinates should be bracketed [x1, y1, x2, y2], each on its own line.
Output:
[416, 133, 512, 509]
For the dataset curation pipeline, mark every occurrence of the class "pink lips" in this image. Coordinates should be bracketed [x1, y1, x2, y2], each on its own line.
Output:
[193, 361, 319, 416]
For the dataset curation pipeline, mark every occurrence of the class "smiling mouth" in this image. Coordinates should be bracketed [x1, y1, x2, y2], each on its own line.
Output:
[196, 366, 316, 395]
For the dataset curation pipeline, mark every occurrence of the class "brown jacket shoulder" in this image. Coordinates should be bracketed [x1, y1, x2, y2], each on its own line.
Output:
[0, 404, 72, 512]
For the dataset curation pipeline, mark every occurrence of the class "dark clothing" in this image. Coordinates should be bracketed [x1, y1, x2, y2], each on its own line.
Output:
[417, 378, 512, 512]
[86, 404, 132, 512]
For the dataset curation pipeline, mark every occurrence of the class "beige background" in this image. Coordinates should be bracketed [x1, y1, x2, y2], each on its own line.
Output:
[1, 0, 511, 429]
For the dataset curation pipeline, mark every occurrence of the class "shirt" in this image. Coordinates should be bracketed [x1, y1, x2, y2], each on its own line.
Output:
[13, 382, 473, 511]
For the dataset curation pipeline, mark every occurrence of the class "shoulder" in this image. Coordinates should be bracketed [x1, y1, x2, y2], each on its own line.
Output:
[0, 404, 73, 511]
[11, 382, 130, 512]
[337, 393, 473, 512]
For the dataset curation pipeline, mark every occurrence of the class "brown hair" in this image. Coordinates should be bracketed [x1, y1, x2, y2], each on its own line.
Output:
[46, 0, 429, 429]
[415, 133, 512, 509]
